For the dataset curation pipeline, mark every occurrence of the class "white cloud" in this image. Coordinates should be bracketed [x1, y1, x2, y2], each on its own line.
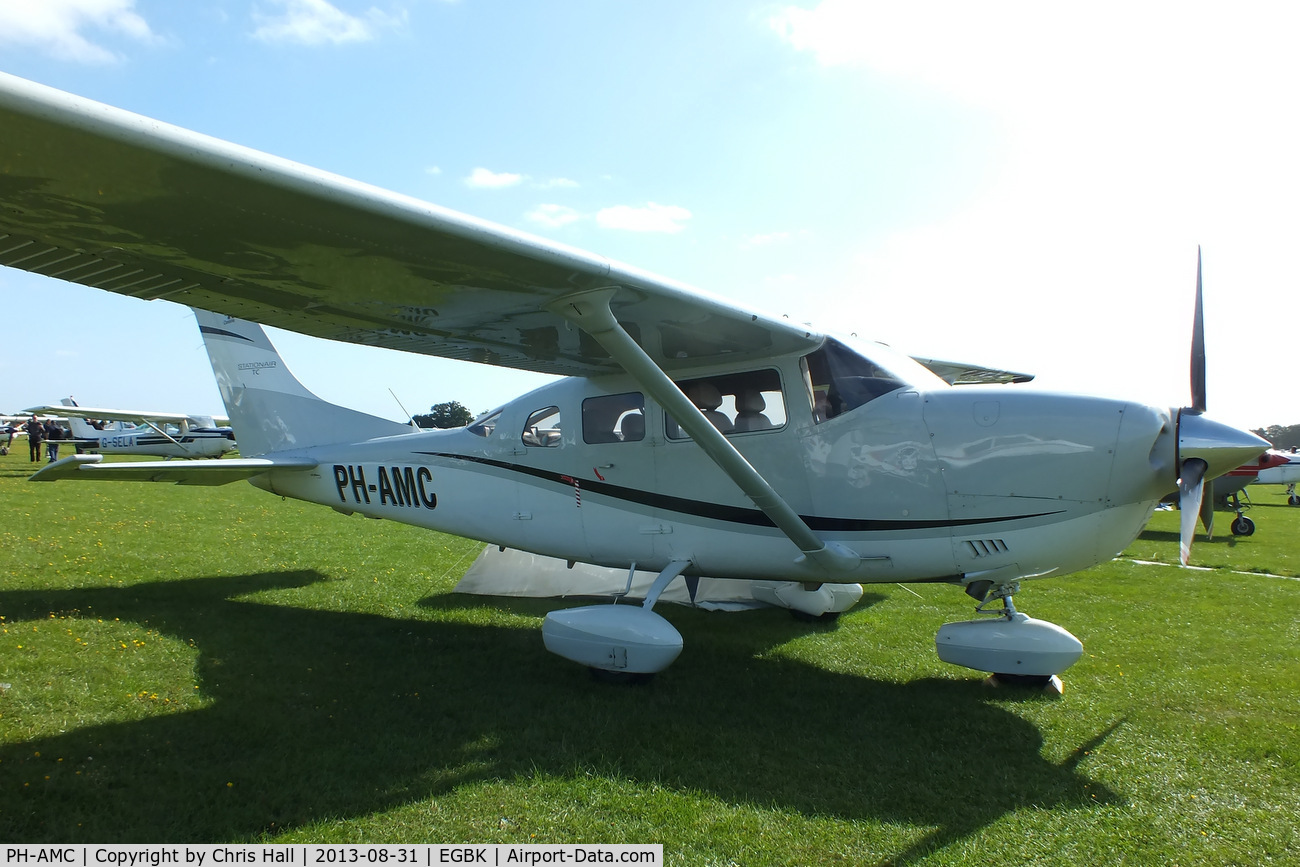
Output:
[424, 166, 443, 176]
[768, 2, 1293, 124]
[767, 1, 1300, 429]
[251, 0, 405, 46]
[464, 167, 524, 189]
[596, 203, 691, 234]
[526, 204, 583, 229]
[0, 0, 155, 64]
[534, 177, 579, 190]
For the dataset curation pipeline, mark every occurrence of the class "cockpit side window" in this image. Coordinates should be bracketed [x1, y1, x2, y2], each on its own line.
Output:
[522, 406, 563, 448]
[665, 369, 786, 440]
[802, 339, 906, 422]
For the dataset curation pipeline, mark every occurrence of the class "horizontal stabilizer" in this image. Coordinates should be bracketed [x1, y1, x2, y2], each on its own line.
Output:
[29, 453, 316, 485]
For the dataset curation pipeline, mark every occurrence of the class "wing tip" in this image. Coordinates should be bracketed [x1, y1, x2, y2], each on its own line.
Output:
[29, 453, 103, 481]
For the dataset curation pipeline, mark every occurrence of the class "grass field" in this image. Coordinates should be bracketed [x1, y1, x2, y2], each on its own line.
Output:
[1, 446, 1297, 864]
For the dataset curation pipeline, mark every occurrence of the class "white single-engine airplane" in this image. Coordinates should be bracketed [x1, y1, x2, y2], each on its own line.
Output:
[20, 398, 236, 459]
[0, 73, 1268, 686]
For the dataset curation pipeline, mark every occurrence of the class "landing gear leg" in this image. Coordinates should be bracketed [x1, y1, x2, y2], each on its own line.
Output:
[973, 580, 1020, 619]
[1225, 492, 1256, 536]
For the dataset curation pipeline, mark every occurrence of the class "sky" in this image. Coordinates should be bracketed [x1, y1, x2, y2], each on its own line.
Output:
[1, 0, 1297, 432]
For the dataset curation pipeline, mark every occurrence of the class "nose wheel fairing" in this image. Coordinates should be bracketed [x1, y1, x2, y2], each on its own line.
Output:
[543, 604, 684, 674]
[936, 613, 1083, 678]
[936, 581, 1084, 679]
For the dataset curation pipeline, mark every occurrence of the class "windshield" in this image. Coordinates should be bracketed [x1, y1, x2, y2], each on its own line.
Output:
[801, 338, 935, 422]
[466, 409, 501, 438]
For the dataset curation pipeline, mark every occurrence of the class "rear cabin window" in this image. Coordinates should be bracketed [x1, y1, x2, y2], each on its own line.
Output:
[801, 339, 906, 422]
[582, 393, 645, 443]
[665, 369, 786, 440]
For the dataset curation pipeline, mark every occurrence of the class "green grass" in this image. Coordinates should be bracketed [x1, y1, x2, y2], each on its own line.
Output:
[1, 447, 1297, 865]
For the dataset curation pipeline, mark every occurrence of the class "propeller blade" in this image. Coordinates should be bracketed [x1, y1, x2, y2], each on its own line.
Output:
[1178, 458, 1208, 566]
[1199, 484, 1215, 540]
[1190, 246, 1207, 414]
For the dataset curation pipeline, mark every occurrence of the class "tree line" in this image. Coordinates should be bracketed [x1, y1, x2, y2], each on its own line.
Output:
[412, 401, 475, 429]
[1253, 424, 1300, 450]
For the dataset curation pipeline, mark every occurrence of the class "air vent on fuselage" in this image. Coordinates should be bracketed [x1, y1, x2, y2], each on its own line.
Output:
[965, 539, 1009, 558]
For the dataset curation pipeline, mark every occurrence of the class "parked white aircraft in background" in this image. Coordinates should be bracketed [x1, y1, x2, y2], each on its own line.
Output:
[1253, 452, 1300, 499]
[2, 414, 35, 431]
[20, 398, 235, 459]
[1230, 448, 1300, 507]
[0, 73, 1268, 688]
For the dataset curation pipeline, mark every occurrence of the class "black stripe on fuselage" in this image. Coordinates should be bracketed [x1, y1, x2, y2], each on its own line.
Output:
[412, 451, 1064, 533]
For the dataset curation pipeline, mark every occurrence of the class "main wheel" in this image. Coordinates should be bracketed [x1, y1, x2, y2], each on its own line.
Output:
[790, 609, 841, 623]
[588, 667, 654, 685]
[1230, 516, 1256, 536]
[985, 673, 1064, 695]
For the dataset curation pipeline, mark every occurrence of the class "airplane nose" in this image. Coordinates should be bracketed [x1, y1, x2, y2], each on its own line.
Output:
[1178, 411, 1269, 481]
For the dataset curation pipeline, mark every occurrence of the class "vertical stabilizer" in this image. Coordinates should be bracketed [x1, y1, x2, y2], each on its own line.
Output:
[59, 398, 100, 440]
[193, 309, 413, 456]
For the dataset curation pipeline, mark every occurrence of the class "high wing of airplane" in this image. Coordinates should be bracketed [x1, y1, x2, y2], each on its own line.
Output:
[909, 357, 1034, 386]
[0, 73, 1268, 689]
[20, 398, 235, 459]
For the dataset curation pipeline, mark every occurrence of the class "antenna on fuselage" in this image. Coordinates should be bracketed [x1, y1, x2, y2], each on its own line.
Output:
[389, 388, 417, 428]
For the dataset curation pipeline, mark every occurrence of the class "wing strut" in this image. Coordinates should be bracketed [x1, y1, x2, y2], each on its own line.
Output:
[546, 287, 860, 576]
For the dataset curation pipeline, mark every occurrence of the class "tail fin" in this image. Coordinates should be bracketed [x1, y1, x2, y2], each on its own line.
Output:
[59, 397, 100, 439]
[193, 309, 413, 456]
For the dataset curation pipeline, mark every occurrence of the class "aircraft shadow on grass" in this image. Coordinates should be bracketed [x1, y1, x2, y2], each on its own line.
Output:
[0, 573, 1120, 862]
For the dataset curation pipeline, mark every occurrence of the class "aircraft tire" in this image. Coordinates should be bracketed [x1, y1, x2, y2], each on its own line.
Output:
[790, 609, 841, 624]
[587, 667, 655, 686]
[1230, 516, 1256, 536]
